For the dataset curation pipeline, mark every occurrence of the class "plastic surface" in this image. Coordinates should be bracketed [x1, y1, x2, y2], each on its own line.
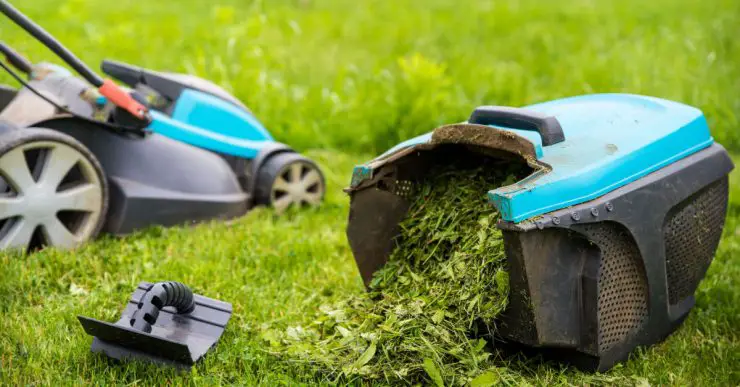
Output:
[353, 94, 715, 222]
[78, 281, 232, 366]
[129, 281, 195, 333]
[41, 117, 248, 234]
[102, 59, 275, 160]
[98, 79, 148, 120]
[0, 127, 108, 250]
[491, 94, 714, 222]
[469, 105, 565, 146]
[148, 89, 273, 159]
[494, 144, 733, 371]
[101, 59, 249, 111]
[345, 140, 734, 371]
[253, 151, 326, 211]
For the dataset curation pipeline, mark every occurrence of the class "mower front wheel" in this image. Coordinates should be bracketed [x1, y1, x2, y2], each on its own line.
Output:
[254, 153, 325, 213]
[0, 128, 108, 252]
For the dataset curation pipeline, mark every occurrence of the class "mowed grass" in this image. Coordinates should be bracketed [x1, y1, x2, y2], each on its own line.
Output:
[0, 0, 739, 385]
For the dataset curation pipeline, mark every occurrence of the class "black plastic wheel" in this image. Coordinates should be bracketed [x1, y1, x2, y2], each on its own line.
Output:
[254, 152, 325, 213]
[0, 127, 108, 251]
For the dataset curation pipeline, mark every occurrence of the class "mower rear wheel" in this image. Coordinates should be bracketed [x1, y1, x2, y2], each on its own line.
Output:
[254, 152, 325, 213]
[0, 128, 108, 252]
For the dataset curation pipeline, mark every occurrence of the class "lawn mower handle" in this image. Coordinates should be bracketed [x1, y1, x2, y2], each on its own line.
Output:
[0, 0, 149, 121]
[0, 0, 104, 86]
[469, 105, 565, 146]
[0, 41, 32, 74]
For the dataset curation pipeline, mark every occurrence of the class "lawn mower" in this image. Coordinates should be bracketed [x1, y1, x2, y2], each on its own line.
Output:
[0, 1, 324, 251]
[346, 94, 734, 371]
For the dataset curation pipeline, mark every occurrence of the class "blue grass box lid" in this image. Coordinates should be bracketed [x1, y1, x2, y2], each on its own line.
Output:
[350, 94, 714, 223]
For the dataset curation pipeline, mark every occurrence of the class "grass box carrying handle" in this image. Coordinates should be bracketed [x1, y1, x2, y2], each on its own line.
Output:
[468, 105, 565, 146]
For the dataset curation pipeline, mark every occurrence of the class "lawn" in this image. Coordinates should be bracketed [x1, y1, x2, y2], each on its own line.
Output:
[1, 0, 739, 385]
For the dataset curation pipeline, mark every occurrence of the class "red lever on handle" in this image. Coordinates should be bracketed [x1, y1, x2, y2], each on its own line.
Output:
[98, 79, 148, 120]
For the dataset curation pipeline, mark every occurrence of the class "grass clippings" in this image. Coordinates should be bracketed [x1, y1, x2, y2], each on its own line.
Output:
[2, 0, 739, 384]
[261, 162, 523, 385]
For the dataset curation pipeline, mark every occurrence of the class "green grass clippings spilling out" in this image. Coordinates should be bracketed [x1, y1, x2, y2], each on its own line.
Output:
[261, 162, 523, 385]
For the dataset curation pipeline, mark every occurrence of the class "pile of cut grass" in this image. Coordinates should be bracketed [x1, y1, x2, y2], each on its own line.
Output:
[260, 161, 525, 385]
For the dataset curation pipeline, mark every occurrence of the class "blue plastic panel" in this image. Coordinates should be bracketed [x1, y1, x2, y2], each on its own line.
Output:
[147, 89, 273, 159]
[491, 94, 713, 222]
[353, 94, 714, 223]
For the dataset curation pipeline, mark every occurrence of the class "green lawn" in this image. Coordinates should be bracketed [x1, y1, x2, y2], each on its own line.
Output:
[1, 0, 739, 385]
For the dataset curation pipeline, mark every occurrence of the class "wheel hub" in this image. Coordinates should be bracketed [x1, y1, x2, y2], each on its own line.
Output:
[270, 161, 324, 213]
[0, 141, 103, 250]
[21, 188, 56, 221]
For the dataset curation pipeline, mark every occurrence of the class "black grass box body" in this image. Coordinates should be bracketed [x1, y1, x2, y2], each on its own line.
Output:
[346, 94, 734, 371]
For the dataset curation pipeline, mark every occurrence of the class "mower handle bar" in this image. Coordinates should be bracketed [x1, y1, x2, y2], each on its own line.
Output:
[0, 0, 104, 87]
[0, 41, 32, 74]
[0, 1, 150, 121]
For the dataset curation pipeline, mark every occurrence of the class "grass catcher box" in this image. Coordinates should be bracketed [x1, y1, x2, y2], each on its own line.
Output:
[345, 94, 734, 372]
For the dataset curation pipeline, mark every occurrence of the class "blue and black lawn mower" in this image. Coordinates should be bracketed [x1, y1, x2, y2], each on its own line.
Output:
[346, 94, 734, 371]
[0, 1, 324, 252]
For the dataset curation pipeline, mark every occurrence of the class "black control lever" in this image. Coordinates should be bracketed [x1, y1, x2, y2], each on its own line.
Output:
[101, 59, 144, 89]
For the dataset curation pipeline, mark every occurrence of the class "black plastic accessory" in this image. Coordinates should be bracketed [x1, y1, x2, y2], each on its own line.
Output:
[78, 281, 232, 367]
[128, 281, 195, 333]
[101, 59, 249, 111]
[468, 105, 565, 146]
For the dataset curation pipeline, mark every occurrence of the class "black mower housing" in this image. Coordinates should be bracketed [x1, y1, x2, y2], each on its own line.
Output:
[0, 84, 248, 234]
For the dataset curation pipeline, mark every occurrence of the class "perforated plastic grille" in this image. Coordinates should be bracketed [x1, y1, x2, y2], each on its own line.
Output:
[578, 223, 649, 352]
[664, 178, 728, 304]
[392, 179, 414, 199]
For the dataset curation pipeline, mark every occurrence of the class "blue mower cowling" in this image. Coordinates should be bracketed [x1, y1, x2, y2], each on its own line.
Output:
[0, 1, 324, 252]
[345, 94, 734, 371]
[98, 59, 326, 211]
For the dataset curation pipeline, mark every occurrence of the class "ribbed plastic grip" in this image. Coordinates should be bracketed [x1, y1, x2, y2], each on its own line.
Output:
[129, 281, 195, 333]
